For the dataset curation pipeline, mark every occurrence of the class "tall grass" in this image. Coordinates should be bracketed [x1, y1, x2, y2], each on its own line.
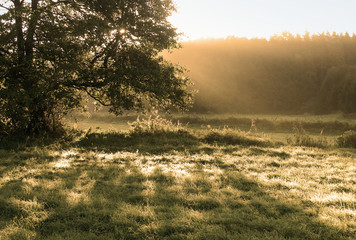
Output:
[129, 115, 187, 135]
[337, 130, 356, 148]
[202, 127, 271, 147]
[286, 122, 329, 148]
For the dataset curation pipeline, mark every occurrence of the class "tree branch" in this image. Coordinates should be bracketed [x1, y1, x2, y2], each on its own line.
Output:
[71, 85, 111, 107]
[39, 0, 80, 12]
[0, 4, 11, 10]
[83, 88, 112, 107]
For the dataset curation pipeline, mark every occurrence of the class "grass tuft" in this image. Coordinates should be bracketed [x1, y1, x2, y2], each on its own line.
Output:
[202, 128, 271, 147]
[337, 130, 356, 148]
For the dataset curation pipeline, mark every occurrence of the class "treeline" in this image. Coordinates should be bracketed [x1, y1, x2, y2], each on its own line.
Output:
[164, 32, 356, 114]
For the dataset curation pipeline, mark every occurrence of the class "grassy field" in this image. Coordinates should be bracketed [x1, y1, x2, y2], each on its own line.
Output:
[0, 113, 355, 239]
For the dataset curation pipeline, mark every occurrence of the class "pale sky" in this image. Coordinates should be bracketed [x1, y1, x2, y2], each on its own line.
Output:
[169, 0, 356, 40]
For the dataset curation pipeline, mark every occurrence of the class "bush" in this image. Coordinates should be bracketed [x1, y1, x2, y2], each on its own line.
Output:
[337, 130, 356, 148]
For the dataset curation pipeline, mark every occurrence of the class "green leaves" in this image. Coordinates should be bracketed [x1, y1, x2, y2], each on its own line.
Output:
[0, 0, 191, 134]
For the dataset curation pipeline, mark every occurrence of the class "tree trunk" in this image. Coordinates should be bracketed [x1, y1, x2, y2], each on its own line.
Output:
[14, 0, 24, 65]
[25, 0, 40, 64]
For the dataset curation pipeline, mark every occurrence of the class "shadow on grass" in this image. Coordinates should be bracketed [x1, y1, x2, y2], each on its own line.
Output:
[0, 159, 353, 240]
[74, 131, 202, 154]
[74, 129, 279, 154]
[0, 130, 76, 151]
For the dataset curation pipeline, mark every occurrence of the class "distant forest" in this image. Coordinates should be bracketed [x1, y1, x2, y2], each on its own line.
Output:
[164, 32, 356, 114]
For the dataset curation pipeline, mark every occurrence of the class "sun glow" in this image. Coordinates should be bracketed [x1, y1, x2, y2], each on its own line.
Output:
[170, 0, 356, 40]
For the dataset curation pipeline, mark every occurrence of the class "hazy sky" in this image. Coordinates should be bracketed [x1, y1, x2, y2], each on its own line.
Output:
[169, 0, 356, 40]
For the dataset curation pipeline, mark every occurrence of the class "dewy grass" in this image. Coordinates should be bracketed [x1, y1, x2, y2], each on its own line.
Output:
[0, 116, 355, 239]
[0, 145, 355, 239]
[167, 114, 356, 134]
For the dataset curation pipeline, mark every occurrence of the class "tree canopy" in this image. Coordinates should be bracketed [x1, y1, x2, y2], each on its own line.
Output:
[0, 0, 192, 134]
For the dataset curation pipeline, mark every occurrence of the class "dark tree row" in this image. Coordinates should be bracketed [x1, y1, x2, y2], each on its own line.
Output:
[165, 32, 356, 114]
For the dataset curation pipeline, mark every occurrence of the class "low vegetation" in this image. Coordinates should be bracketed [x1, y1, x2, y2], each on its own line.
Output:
[0, 114, 355, 239]
[202, 128, 271, 147]
[337, 130, 356, 148]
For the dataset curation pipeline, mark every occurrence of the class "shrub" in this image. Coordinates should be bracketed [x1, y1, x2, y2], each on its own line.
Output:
[337, 130, 356, 148]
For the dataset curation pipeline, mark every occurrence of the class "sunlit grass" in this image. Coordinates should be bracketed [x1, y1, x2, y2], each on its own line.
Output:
[0, 144, 355, 239]
[0, 114, 355, 239]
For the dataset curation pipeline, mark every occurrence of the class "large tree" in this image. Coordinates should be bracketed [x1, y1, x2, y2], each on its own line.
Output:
[0, 0, 192, 134]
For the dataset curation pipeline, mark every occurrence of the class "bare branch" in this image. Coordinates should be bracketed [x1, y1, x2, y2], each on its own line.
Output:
[0, 4, 11, 10]
[72, 85, 111, 107]
[48, 0, 72, 5]
[83, 88, 112, 107]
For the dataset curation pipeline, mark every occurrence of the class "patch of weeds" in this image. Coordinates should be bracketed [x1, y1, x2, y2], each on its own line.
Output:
[152, 157, 171, 163]
[268, 150, 291, 159]
[39, 205, 116, 237]
[202, 128, 271, 147]
[333, 185, 352, 193]
[223, 173, 259, 192]
[149, 168, 175, 186]
[287, 134, 328, 148]
[129, 114, 187, 135]
[227, 199, 245, 209]
[157, 220, 196, 238]
[271, 183, 290, 190]
[76, 129, 200, 154]
[337, 130, 356, 148]
[36, 189, 67, 210]
[152, 187, 183, 207]
[197, 146, 215, 154]
[267, 173, 282, 180]
[250, 199, 279, 218]
[222, 146, 240, 154]
[183, 177, 212, 194]
[7, 229, 37, 240]
[218, 162, 239, 170]
[248, 147, 267, 155]
[249, 147, 290, 159]
[0, 129, 75, 150]
[185, 196, 221, 210]
[287, 122, 329, 148]
[327, 177, 343, 184]
[267, 161, 281, 168]
[0, 198, 28, 222]
[274, 203, 298, 216]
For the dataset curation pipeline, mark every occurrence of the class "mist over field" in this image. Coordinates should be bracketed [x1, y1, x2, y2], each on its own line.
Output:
[164, 33, 356, 114]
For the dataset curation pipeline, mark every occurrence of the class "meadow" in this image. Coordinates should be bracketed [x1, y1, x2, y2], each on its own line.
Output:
[0, 113, 355, 239]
